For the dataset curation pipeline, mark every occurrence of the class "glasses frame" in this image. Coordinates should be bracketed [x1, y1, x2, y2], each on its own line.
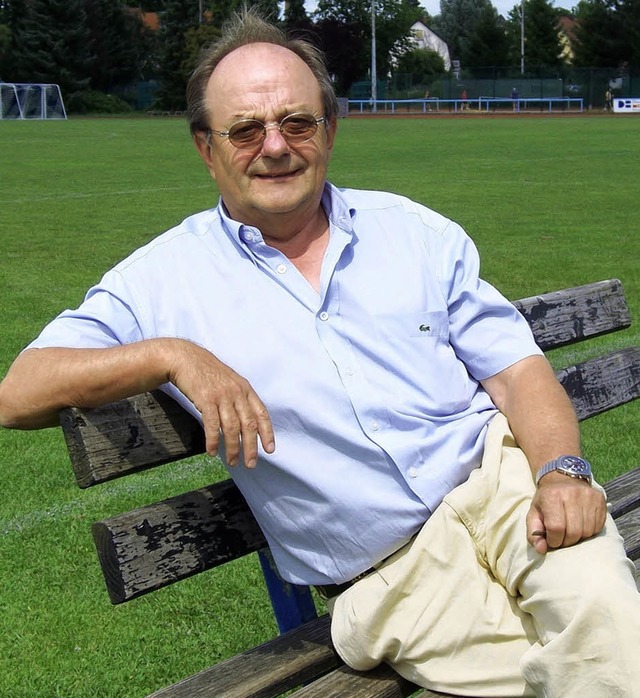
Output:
[206, 112, 327, 150]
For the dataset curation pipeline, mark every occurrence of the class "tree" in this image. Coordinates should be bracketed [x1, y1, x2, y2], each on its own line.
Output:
[434, 0, 493, 65]
[11, 0, 94, 94]
[209, 0, 280, 26]
[464, 4, 509, 69]
[395, 47, 446, 78]
[155, 0, 199, 110]
[573, 0, 637, 68]
[619, 0, 640, 66]
[314, 15, 369, 94]
[507, 0, 563, 70]
[84, 0, 144, 91]
[0, 22, 10, 79]
[283, 0, 313, 35]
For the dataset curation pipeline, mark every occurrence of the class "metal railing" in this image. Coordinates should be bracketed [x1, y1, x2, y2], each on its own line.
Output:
[348, 97, 584, 114]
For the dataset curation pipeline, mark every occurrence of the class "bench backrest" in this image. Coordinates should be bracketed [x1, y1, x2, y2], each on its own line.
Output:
[59, 279, 640, 624]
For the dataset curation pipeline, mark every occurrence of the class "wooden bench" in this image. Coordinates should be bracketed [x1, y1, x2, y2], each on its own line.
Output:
[59, 278, 640, 698]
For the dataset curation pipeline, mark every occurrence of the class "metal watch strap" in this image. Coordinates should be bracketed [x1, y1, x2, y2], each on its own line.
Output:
[535, 455, 593, 486]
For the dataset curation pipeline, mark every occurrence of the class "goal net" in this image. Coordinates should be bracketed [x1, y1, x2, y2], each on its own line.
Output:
[0, 83, 67, 120]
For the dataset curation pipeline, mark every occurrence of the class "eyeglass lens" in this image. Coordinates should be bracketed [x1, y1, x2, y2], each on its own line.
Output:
[228, 113, 321, 148]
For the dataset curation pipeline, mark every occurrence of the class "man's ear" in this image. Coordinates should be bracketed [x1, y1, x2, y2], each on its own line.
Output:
[193, 132, 217, 180]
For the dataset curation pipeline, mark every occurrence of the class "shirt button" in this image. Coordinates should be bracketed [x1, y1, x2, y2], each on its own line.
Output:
[319, 311, 329, 321]
[408, 467, 418, 478]
[276, 263, 287, 274]
[371, 421, 380, 431]
[242, 230, 255, 242]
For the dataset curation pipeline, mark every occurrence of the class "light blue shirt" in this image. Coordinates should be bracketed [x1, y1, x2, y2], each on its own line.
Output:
[29, 184, 542, 584]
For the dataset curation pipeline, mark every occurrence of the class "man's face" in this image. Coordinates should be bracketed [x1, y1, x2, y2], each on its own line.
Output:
[195, 43, 336, 236]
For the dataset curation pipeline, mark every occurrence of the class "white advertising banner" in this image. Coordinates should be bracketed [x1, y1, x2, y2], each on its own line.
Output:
[613, 98, 640, 113]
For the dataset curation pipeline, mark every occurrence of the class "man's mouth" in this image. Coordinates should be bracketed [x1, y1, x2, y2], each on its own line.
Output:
[254, 169, 300, 180]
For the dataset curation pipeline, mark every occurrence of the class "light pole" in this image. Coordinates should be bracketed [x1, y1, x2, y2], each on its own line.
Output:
[520, 0, 525, 75]
[371, 0, 377, 113]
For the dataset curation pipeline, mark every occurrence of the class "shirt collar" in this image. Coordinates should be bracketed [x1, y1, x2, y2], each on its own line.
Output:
[217, 183, 356, 247]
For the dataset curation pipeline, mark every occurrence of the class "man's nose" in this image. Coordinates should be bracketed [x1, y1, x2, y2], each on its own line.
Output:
[261, 123, 289, 155]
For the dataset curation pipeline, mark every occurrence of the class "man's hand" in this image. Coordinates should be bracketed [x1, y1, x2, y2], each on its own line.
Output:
[0, 338, 274, 470]
[167, 340, 275, 468]
[526, 472, 607, 554]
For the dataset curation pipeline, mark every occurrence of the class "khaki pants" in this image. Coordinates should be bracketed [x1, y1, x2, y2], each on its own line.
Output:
[329, 414, 640, 697]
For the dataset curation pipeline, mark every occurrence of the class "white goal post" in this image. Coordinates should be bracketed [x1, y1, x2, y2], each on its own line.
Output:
[0, 82, 67, 120]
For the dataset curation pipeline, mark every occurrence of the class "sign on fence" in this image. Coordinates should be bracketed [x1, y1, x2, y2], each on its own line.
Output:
[613, 98, 640, 113]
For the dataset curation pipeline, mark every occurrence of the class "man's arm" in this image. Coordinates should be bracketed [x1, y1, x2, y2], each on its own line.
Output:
[0, 339, 274, 469]
[481, 355, 607, 555]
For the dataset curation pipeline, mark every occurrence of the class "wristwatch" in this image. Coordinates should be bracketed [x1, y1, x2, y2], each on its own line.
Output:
[535, 455, 593, 486]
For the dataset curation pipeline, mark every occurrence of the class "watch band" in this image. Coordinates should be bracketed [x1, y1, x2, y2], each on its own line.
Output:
[535, 455, 593, 486]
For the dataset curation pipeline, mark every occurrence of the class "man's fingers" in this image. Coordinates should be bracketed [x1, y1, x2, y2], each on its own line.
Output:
[526, 506, 548, 554]
[214, 390, 274, 468]
[247, 393, 275, 455]
[201, 407, 222, 458]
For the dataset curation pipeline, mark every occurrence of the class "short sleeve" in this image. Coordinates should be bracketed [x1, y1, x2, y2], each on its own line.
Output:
[435, 222, 542, 380]
[26, 269, 143, 351]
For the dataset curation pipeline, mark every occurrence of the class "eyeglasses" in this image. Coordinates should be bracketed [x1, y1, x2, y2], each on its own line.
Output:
[206, 112, 326, 150]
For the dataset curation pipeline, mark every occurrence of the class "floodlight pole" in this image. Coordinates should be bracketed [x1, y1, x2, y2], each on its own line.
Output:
[371, 0, 377, 113]
[520, 0, 525, 75]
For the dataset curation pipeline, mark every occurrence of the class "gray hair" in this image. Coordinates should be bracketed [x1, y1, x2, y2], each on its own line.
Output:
[186, 11, 338, 136]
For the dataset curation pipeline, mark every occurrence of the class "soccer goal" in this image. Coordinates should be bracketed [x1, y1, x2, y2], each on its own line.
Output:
[0, 82, 67, 120]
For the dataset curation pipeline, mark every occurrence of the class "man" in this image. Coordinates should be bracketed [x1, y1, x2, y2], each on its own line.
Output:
[605, 87, 613, 112]
[1, 12, 639, 697]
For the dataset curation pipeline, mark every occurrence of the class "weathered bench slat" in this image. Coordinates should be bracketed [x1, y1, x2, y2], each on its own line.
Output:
[60, 280, 632, 489]
[604, 467, 640, 518]
[512, 278, 630, 351]
[147, 615, 340, 698]
[286, 663, 418, 698]
[61, 389, 204, 488]
[92, 479, 266, 605]
[614, 507, 640, 562]
[557, 347, 640, 420]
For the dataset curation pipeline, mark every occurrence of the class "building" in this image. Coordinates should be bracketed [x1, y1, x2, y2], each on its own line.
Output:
[409, 21, 451, 72]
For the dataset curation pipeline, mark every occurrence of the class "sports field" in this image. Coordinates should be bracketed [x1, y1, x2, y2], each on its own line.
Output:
[0, 114, 639, 696]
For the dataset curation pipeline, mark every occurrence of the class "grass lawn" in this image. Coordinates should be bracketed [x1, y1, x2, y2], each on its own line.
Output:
[0, 113, 639, 696]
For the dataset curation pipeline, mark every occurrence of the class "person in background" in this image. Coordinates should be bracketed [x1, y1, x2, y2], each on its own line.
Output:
[605, 86, 613, 112]
[461, 87, 469, 110]
[512, 86, 519, 111]
[1, 10, 639, 698]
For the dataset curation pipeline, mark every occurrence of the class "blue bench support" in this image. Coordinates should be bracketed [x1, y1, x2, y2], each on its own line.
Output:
[257, 548, 318, 633]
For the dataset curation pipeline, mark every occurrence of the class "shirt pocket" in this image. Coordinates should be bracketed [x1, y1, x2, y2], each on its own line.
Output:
[373, 311, 449, 341]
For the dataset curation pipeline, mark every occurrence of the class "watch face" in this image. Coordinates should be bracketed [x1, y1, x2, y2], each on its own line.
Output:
[559, 455, 590, 476]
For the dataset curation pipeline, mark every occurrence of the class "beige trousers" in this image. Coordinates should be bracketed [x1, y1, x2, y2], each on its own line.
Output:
[329, 414, 640, 697]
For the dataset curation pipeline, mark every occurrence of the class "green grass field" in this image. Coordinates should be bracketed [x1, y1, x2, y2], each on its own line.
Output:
[1, 114, 639, 697]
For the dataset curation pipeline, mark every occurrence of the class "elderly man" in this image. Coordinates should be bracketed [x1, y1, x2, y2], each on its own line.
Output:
[1, 11, 639, 697]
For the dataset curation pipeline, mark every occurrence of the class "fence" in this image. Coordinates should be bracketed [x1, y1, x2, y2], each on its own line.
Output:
[378, 67, 638, 110]
[348, 97, 584, 115]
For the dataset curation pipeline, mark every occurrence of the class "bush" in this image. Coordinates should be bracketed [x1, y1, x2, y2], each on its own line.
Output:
[67, 90, 134, 115]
